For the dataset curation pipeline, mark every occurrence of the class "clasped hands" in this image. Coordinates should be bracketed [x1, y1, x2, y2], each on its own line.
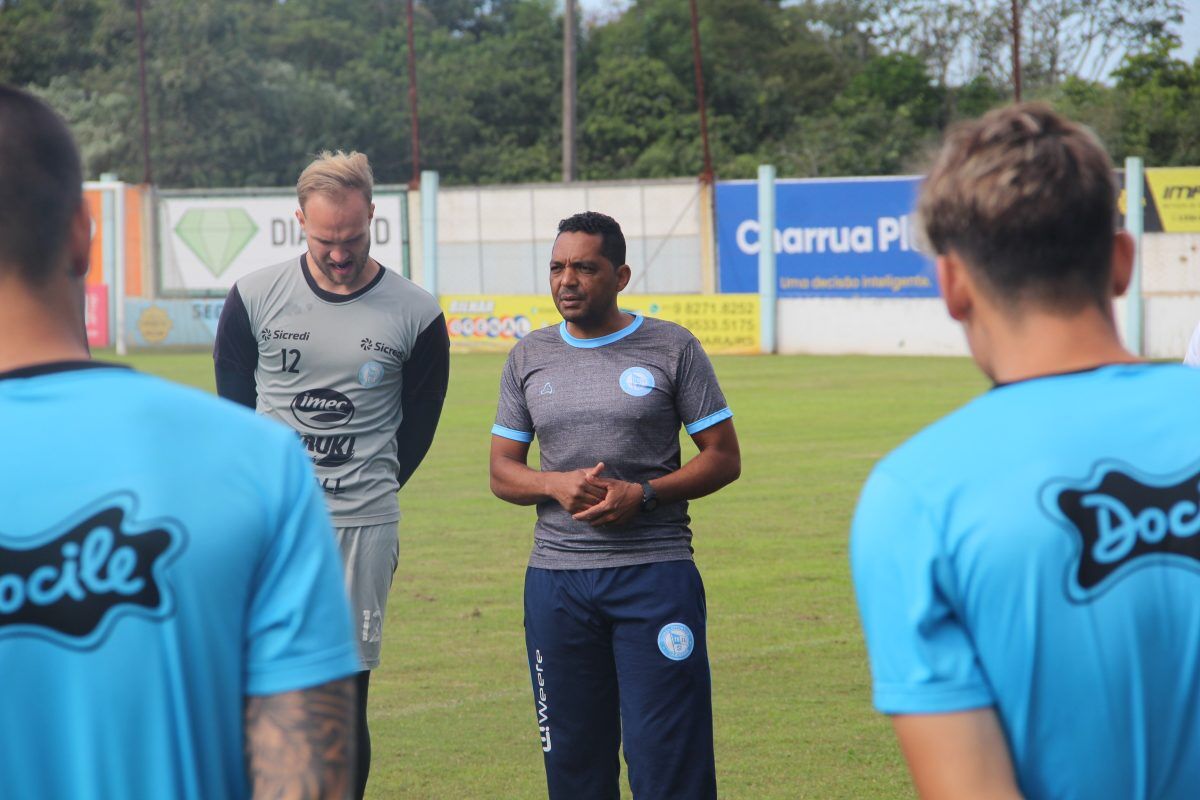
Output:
[549, 462, 642, 527]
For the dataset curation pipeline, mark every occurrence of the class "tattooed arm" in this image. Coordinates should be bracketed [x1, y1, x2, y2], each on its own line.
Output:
[244, 676, 357, 800]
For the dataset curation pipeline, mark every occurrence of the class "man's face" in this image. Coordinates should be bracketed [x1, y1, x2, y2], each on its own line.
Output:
[549, 231, 627, 326]
[297, 189, 374, 293]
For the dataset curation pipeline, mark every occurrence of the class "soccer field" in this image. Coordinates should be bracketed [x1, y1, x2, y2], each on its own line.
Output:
[102, 349, 988, 799]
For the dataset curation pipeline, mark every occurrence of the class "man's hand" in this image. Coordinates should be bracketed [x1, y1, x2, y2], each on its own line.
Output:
[572, 473, 643, 527]
[546, 462, 608, 513]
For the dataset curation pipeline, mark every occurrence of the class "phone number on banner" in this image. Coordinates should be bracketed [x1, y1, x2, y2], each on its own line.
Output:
[441, 295, 760, 355]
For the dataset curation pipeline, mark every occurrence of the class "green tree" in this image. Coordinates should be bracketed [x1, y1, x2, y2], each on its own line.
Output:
[578, 55, 690, 177]
[1108, 38, 1200, 165]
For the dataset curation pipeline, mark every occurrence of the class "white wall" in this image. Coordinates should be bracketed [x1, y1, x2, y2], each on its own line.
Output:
[1141, 233, 1200, 359]
[778, 298, 966, 356]
[777, 234, 1200, 359]
[435, 179, 705, 295]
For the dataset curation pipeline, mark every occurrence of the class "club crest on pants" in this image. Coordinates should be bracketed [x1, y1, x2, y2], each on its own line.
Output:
[657, 622, 694, 660]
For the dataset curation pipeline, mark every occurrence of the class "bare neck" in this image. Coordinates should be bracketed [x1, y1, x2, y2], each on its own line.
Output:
[565, 306, 632, 339]
[972, 302, 1138, 384]
[0, 273, 90, 373]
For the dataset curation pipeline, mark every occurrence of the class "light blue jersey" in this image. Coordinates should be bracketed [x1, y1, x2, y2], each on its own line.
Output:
[0, 363, 360, 800]
[852, 363, 1200, 800]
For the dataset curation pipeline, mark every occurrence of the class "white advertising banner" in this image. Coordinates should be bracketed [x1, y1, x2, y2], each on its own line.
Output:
[158, 193, 406, 293]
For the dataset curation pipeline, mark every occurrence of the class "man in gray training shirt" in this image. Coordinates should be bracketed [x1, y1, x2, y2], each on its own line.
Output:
[213, 150, 449, 800]
[490, 211, 741, 800]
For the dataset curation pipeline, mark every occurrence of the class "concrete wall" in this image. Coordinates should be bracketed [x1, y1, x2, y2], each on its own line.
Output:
[778, 297, 966, 356]
[432, 179, 705, 295]
[777, 234, 1200, 359]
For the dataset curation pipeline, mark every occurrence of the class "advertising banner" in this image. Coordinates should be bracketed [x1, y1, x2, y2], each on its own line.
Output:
[1136, 168, 1200, 232]
[441, 294, 760, 355]
[124, 299, 226, 347]
[158, 193, 406, 294]
[85, 284, 109, 347]
[716, 177, 937, 298]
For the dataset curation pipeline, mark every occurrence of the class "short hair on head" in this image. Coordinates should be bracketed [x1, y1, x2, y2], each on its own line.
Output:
[0, 84, 83, 285]
[296, 150, 373, 209]
[556, 211, 626, 269]
[918, 102, 1117, 313]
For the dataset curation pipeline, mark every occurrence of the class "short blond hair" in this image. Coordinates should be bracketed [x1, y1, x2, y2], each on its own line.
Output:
[918, 103, 1116, 312]
[296, 150, 373, 209]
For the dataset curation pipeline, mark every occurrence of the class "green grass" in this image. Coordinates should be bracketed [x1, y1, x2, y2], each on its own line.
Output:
[98, 348, 989, 799]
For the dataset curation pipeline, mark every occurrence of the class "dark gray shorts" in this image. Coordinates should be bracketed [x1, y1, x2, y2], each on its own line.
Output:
[335, 522, 399, 670]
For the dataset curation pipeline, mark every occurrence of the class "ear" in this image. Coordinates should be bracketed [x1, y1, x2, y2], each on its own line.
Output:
[936, 251, 974, 322]
[66, 199, 91, 279]
[1110, 230, 1134, 298]
[295, 207, 306, 228]
[368, 202, 375, 222]
[615, 264, 631, 292]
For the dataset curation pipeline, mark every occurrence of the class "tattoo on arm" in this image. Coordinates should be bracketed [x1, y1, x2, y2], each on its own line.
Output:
[245, 677, 356, 800]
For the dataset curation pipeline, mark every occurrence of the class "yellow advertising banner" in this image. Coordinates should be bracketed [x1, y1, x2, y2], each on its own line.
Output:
[1144, 168, 1200, 232]
[442, 294, 760, 354]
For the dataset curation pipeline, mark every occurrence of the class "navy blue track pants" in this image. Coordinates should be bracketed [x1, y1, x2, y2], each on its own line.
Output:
[524, 560, 717, 800]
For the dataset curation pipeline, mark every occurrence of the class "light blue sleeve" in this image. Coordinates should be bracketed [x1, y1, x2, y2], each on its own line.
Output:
[243, 439, 360, 696]
[493, 348, 534, 440]
[850, 465, 994, 714]
[675, 336, 731, 434]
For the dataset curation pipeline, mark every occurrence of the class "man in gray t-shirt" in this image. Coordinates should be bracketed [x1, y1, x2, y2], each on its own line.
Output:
[490, 211, 741, 800]
[213, 151, 449, 800]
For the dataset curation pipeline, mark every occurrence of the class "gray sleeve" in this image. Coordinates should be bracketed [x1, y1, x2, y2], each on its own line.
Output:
[675, 337, 732, 436]
[491, 348, 533, 443]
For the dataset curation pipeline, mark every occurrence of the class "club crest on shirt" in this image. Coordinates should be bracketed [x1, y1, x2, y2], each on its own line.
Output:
[620, 366, 655, 397]
[358, 360, 384, 388]
[1044, 460, 1200, 601]
[0, 494, 184, 649]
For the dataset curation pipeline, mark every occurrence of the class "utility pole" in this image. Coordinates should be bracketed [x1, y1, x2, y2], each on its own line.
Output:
[562, 0, 577, 182]
[1011, 0, 1022, 102]
[688, 0, 713, 184]
[136, 0, 153, 183]
[407, 0, 421, 188]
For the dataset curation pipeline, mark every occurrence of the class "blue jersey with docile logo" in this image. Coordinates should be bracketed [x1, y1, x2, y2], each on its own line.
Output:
[0, 364, 360, 800]
[851, 363, 1200, 800]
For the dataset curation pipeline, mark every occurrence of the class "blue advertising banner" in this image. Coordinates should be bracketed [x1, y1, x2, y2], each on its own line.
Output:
[124, 299, 224, 347]
[716, 177, 938, 297]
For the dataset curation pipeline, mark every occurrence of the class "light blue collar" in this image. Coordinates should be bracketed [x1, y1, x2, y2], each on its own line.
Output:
[558, 313, 644, 349]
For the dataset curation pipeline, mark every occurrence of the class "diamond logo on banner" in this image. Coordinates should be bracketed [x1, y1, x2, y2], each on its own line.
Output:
[174, 208, 259, 277]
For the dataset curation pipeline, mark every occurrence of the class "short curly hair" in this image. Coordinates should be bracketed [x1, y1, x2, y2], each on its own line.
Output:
[556, 211, 626, 270]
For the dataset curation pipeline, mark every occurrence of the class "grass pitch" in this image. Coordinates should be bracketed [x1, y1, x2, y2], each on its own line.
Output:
[101, 349, 988, 799]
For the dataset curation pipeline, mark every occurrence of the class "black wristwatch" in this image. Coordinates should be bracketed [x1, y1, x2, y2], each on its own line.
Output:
[639, 481, 659, 513]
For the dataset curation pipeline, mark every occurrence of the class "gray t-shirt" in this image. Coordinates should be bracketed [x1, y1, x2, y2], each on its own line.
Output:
[224, 257, 445, 524]
[493, 314, 732, 569]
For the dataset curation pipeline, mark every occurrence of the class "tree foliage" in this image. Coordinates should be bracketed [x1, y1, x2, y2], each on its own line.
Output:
[0, 0, 1190, 186]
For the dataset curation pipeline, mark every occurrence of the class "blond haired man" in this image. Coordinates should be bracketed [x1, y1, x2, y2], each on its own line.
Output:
[851, 103, 1200, 799]
[214, 150, 449, 799]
